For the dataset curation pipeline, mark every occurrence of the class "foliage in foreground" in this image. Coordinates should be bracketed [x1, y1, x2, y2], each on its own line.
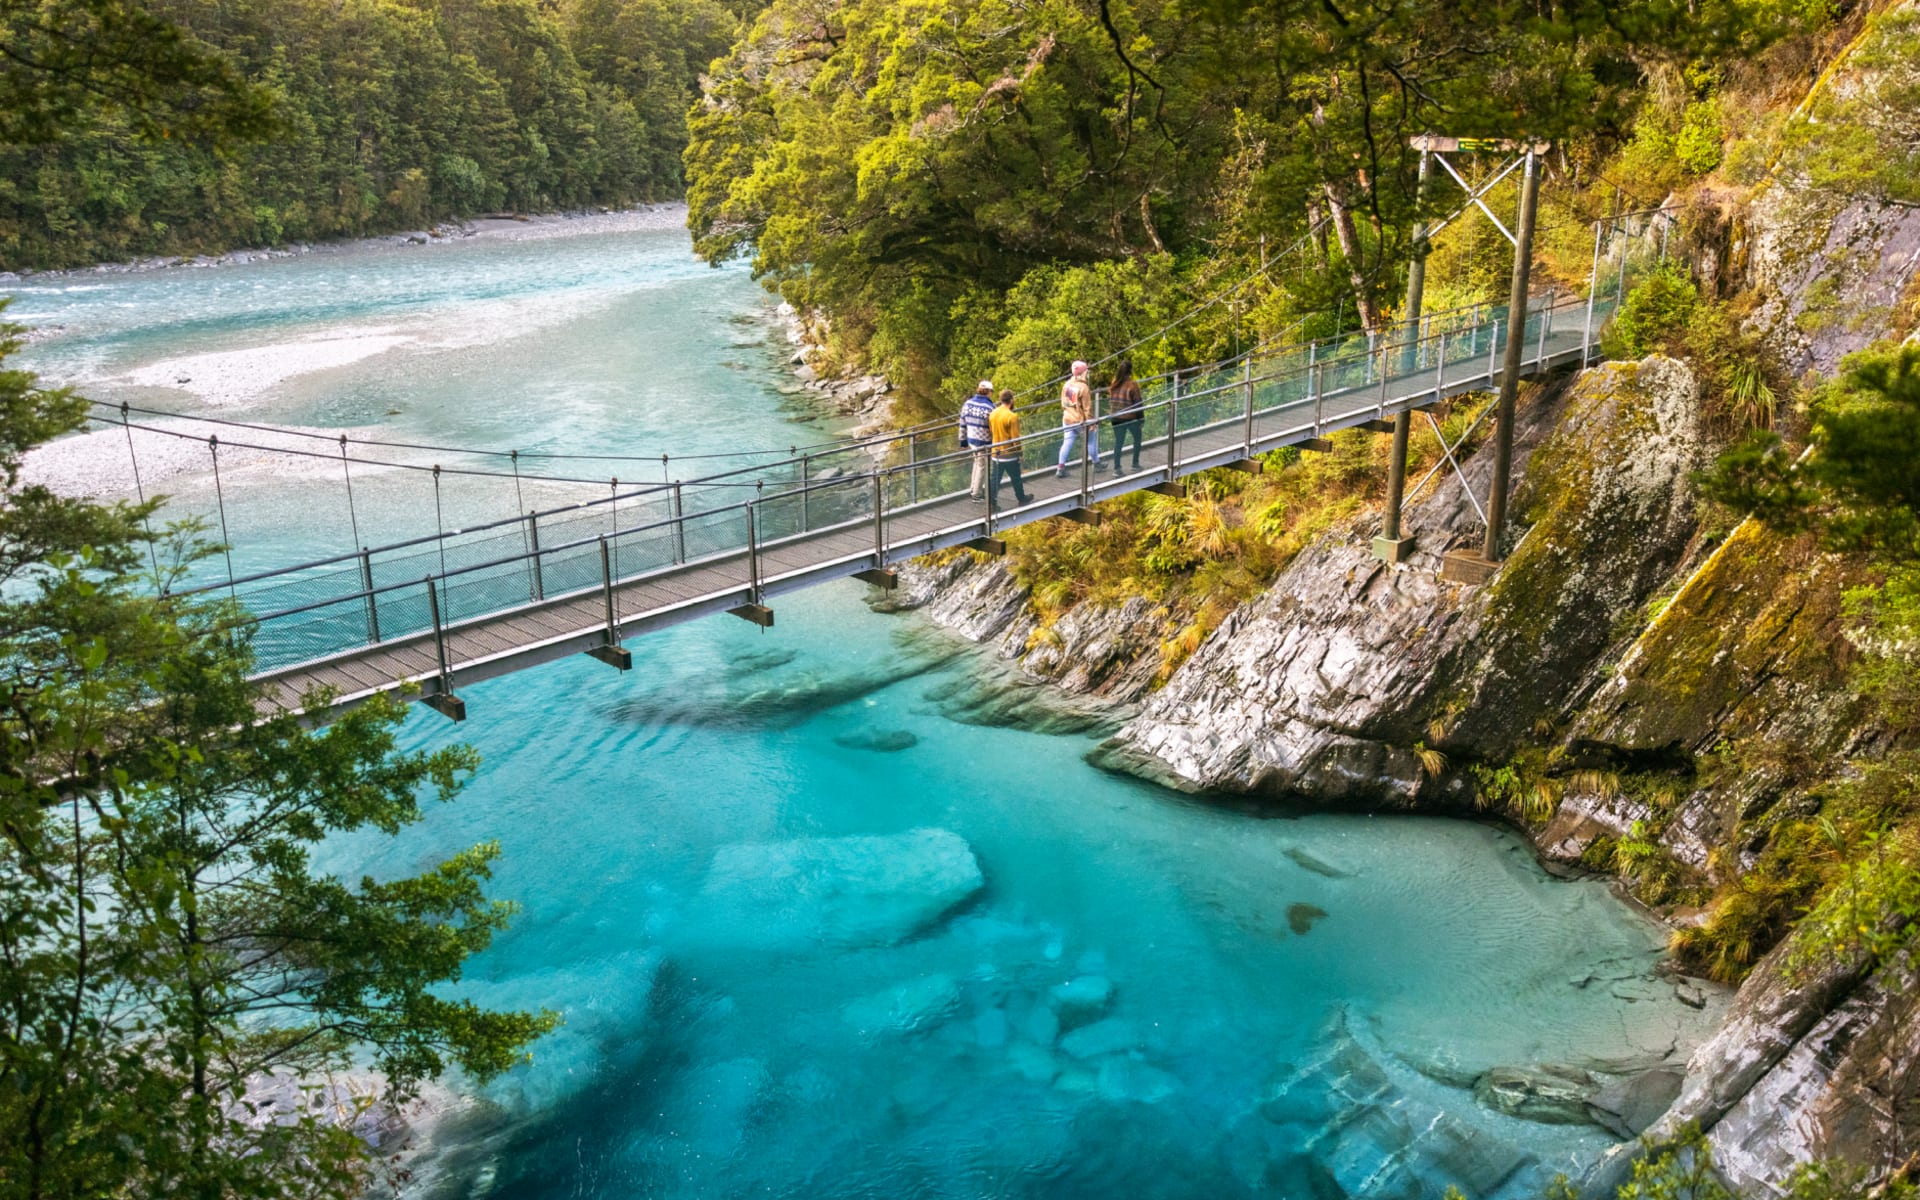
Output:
[0, 309, 553, 1198]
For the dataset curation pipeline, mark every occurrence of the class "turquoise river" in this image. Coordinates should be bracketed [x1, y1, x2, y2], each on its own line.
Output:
[9, 211, 1725, 1200]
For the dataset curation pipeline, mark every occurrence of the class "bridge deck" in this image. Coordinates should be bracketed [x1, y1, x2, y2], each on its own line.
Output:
[249, 303, 1600, 718]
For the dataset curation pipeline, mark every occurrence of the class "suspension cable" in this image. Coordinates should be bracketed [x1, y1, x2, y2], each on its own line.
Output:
[207, 436, 236, 598]
[117, 403, 161, 577]
[338, 434, 362, 551]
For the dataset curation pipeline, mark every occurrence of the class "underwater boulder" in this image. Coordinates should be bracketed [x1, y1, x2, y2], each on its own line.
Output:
[693, 828, 983, 951]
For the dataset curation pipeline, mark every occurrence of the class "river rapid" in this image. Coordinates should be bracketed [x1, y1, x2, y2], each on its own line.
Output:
[11, 211, 1725, 1199]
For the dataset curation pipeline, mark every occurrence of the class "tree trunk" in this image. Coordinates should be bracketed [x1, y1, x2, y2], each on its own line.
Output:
[1324, 180, 1383, 333]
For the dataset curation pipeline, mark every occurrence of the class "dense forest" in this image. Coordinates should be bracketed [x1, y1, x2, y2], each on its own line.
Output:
[684, 0, 1838, 411]
[0, 0, 751, 270]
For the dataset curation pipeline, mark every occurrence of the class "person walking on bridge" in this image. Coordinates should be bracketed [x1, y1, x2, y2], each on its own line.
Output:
[959, 380, 995, 501]
[1108, 358, 1144, 474]
[989, 388, 1029, 508]
[1056, 360, 1100, 478]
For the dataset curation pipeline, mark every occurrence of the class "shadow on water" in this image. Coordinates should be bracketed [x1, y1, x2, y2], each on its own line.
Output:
[602, 641, 965, 731]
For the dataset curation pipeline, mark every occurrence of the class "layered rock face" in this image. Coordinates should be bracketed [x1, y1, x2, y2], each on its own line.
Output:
[1104, 355, 1705, 804]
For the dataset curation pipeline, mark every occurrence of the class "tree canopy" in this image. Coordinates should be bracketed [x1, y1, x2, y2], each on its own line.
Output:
[0, 0, 746, 270]
[683, 0, 1801, 405]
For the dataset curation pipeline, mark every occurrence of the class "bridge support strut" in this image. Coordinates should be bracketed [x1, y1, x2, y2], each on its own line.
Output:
[1376, 146, 1430, 567]
[421, 576, 466, 722]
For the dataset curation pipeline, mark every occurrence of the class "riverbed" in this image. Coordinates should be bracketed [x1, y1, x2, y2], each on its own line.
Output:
[7, 211, 1726, 1199]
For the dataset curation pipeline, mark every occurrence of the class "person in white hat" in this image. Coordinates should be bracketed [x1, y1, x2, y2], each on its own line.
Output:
[1057, 360, 1100, 478]
[958, 380, 996, 501]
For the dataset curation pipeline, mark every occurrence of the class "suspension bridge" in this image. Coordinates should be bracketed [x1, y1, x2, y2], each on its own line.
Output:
[134, 287, 1614, 720]
[96, 149, 1670, 722]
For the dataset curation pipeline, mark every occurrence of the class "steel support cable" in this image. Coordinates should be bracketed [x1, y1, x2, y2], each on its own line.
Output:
[116, 403, 161, 577]
[80, 398, 797, 464]
[208, 436, 237, 598]
[94, 412, 752, 488]
[431, 465, 446, 576]
[338, 435, 362, 551]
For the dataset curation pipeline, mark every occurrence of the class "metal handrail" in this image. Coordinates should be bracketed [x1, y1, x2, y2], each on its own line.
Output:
[172, 291, 1572, 601]
[235, 291, 1598, 653]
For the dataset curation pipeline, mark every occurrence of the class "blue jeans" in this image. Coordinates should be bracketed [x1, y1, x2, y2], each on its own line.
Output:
[1058, 422, 1099, 470]
[1111, 419, 1143, 471]
[990, 458, 1029, 506]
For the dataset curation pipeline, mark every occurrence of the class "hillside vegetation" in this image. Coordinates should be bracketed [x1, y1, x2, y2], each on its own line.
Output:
[0, 0, 751, 270]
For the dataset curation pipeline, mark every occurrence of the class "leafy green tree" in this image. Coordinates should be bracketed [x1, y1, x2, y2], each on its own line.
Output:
[0, 309, 552, 1199]
[683, 0, 1800, 401]
[0, 0, 271, 145]
[1700, 345, 1920, 563]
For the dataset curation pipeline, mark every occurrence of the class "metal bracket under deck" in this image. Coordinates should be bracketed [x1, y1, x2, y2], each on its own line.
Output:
[728, 603, 775, 627]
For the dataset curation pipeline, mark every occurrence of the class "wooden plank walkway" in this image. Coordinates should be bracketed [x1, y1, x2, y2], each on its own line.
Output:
[251, 310, 1598, 719]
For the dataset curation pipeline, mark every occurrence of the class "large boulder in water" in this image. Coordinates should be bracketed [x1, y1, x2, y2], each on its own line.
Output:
[694, 828, 983, 951]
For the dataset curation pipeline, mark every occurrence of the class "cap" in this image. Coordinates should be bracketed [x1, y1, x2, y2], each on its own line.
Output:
[1071, 360, 1088, 374]
[978, 380, 993, 392]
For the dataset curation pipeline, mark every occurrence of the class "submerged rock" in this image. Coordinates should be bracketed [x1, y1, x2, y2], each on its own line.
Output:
[1472, 1065, 1598, 1126]
[831, 728, 919, 753]
[1261, 1016, 1547, 1199]
[1286, 903, 1329, 936]
[1059, 1018, 1143, 1060]
[1095, 1058, 1180, 1105]
[692, 828, 984, 951]
[1048, 976, 1114, 1027]
[1587, 1068, 1683, 1139]
[843, 974, 961, 1036]
[1283, 845, 1353, 878]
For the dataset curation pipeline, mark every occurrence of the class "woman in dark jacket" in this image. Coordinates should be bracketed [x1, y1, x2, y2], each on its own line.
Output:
[1108, 359, 1145, 473]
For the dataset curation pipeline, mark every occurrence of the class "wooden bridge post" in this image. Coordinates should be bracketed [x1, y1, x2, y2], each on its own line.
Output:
[1536, 288, 1553, 365]
[422, 577, 465, 722]
[908, 435, 919, 504]
[800, 454, 810, 530]
[359, 548, 380, 644]
[873, 470, 886, 562]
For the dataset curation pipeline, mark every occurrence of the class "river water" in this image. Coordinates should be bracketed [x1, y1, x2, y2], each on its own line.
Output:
[11, 212, 1724, 1199]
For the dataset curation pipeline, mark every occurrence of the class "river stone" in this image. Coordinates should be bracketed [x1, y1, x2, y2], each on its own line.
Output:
[972, 1006, 1010, 1048]
[1286, 903, 1328, 935]
[1005, 1041, 1060, 1084]
[1059, 1018, 1142, 1060]
[1587, 1068, 1683, 1138]
[695, 828, 983, 950]
[1018, 1003, 1061, 1046]
[1048, 976, 1114, 1027]
[1095, 1058, 1180, 1105]
[1263, 1020, 1543, 1198]
[831, 729, 919, 752]
[1473, 1065, 1598, 1126]
[842, 974, 961, 1036]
